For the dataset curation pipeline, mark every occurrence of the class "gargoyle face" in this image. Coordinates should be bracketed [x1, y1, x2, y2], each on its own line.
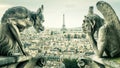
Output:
[82, 17, 92, 34]
[33, 5, 45, 33]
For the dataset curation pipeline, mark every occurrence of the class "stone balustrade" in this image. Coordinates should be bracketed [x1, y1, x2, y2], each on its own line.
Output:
[88, 55, 120, 68]
[0, 54, 46, 68]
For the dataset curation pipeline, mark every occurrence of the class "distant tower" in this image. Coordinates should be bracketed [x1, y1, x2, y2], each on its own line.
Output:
[61, 14, 67, 33]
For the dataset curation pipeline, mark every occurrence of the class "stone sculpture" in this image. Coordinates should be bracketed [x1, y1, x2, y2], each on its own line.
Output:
[83, 1, 120, 58]
[0, 5, 44, 56]
[82, 6, 104, 56]
[96, 1, 120, 58]
[82, 6, 104, 36]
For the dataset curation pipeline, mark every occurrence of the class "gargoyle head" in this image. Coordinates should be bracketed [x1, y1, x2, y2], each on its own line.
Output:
[33, 5, 45, 33]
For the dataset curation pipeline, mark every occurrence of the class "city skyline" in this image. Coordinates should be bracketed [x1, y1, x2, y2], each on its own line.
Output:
[0, 0, 120, 28]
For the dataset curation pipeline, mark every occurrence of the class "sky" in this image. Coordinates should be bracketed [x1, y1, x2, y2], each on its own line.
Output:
[0, 0, 120, 28]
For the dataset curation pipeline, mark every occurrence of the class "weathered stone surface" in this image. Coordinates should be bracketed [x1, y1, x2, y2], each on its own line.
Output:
[0, 5, 44, 56]
[83, 0, 120, 58]
[0, 57, 16, 66]
[89, 55, 120, 68]
[0, 56, 32, 66]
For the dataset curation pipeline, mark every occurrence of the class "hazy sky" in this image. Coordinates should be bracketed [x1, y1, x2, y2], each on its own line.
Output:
[0, 0, 120, 28]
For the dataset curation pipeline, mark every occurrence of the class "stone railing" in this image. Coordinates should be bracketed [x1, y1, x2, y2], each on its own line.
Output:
[0, 54, 46, 68]
[0, 56, 31, 67]
[87, 55, 120, 68]
[0, 53, 86, 68]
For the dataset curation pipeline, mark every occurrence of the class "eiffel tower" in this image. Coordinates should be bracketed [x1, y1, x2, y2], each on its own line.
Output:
[61, 14, 67, 33]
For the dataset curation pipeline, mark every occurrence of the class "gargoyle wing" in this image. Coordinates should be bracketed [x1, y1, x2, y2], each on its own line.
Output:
[96, 1, 120, 24]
